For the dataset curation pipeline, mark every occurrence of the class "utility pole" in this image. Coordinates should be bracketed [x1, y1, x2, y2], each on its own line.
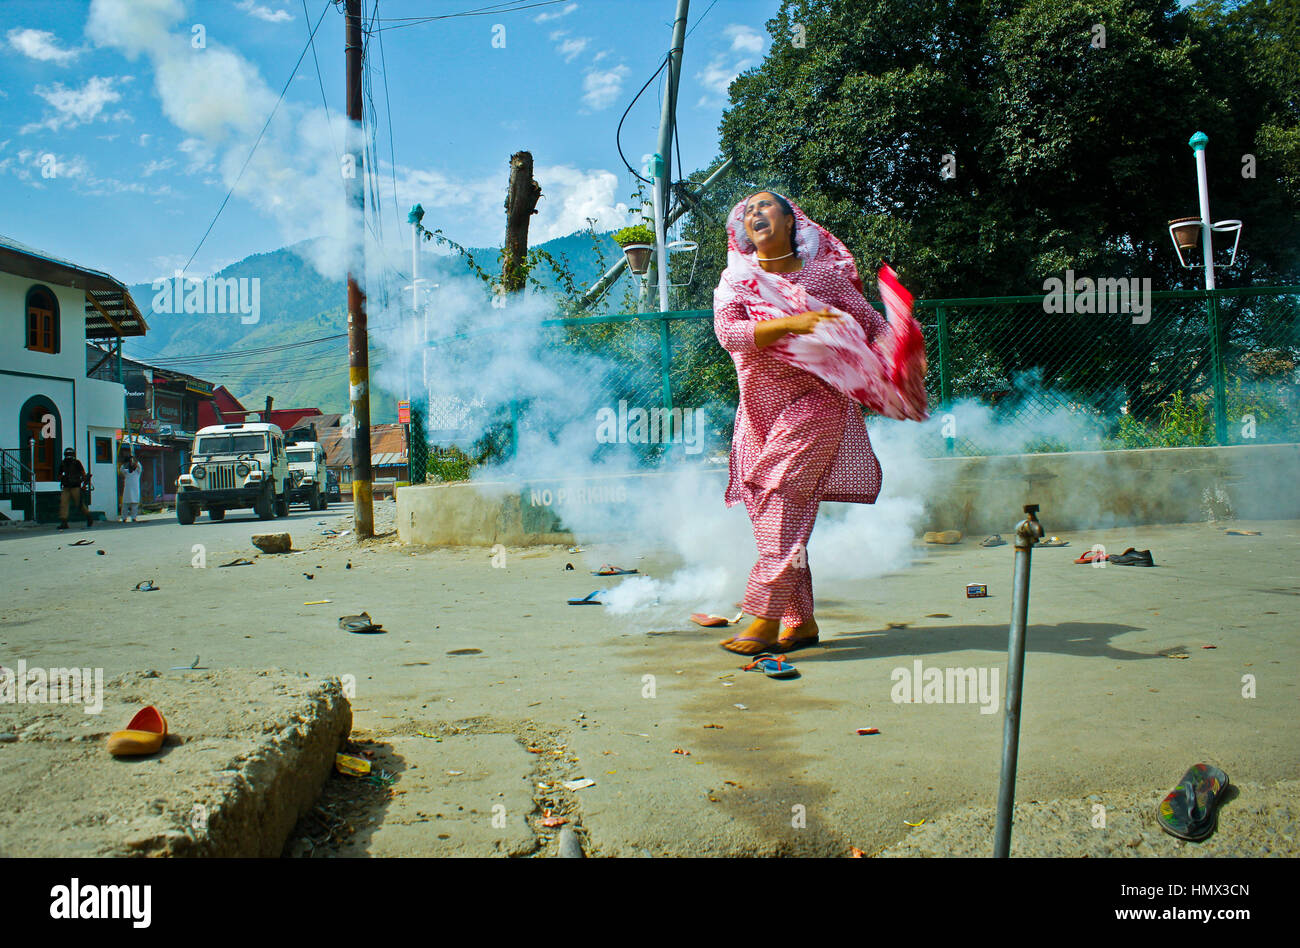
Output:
[577, 157, 732, 309]
[652, 0, 690, 313]
[345, 0, 374, 537]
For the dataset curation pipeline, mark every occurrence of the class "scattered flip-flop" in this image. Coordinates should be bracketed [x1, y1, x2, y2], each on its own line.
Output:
[107, 706, 167, 757]
[979, 535, 1006, 547]
[1108, 547, 1155, 566]
[593, 565, 638, 576]
[70, 539, 94, 546]
[218, 558, 254, 568]
[741, 654, 800, 679]
[1038, 536, 1070, 547]
[1156, 763, 1230, 841]
[1074, 549, 1107, 564]
[1225, 529, 1261, 536]
[923, 530, 963, 544]
[133, 580, 159, 592]
[339, 612, 384, 633]
[567, 590, 605, 605]
[690, 611, 743, 628]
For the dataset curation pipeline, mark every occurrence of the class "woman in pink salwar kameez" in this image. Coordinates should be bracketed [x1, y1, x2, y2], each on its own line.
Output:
[714, 191, 917, 656]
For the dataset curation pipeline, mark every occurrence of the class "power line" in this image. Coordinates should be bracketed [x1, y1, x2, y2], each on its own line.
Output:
[302, 0, 346, 187]
[617, 54, 670, 184]
[374, 0, 403, 224]
[181, 0, 337, 275]
[368, 0, 571, 31]
[145, 333, 349, 366]
[684, 0, 719, 39]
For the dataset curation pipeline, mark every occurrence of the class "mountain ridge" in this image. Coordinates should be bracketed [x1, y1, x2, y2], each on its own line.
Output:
[124, 229, 622, 422]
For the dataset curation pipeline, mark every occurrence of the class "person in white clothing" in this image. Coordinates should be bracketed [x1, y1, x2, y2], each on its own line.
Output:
[120, 453, 143, 522]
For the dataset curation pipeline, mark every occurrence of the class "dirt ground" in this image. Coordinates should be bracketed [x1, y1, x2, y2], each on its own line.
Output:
[1, 499, 1296, 857]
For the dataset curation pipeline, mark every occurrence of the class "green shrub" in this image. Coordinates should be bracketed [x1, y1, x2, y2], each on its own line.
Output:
[613, 224, 655, 247]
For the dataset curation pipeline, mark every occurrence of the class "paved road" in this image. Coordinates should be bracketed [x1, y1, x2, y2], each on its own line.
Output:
[1, 507, 1297, 856]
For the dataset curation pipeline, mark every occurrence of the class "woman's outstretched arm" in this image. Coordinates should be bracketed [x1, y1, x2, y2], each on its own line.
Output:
[717, 299, 846, 351]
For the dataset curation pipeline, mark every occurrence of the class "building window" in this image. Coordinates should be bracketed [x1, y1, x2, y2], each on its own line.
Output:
[95, 437, 112, 463]
[25, 286, 59, 354]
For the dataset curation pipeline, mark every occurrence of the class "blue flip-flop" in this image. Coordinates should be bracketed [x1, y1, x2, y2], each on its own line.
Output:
[567, 590, 606, 605]
[741, 654, 800, 679]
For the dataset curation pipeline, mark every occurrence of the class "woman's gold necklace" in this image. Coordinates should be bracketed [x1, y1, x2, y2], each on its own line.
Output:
[756, 252, 795, 261]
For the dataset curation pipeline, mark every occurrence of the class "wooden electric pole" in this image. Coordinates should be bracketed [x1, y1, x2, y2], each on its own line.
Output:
[345, 0, 373, 537]
[502, 150, 541, 294]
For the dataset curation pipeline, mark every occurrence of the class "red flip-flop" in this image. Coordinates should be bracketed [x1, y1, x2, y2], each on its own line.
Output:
[1074, 549, 1107, 564]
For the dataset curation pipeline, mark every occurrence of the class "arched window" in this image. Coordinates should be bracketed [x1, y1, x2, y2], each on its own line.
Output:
[26, 286, 59, 354]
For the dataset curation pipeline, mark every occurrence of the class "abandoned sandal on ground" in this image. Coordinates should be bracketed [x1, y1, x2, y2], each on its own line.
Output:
[1107, 547, 1155, 566]
[339, 612, 384, 633]
[1156, 763, 1230, 841]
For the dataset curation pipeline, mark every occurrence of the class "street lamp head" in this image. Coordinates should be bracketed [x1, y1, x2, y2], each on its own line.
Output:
[1189, 131, 1208, 152]
[407, 204, 424, 225]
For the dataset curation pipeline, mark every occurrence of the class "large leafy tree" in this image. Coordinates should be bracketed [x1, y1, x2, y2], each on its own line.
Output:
[674, 0, 1298, 423]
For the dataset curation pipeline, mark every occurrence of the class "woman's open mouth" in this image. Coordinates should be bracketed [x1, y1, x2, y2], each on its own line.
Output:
[751, 218, 770, 233]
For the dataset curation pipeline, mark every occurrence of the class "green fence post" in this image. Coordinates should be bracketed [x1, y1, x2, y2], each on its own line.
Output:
[936, 304, 954, 455]
[1206, 293, 1228, 445]
[407, 401, 428, 484]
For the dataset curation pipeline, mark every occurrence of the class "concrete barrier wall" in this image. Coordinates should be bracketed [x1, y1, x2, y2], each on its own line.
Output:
[397, 443, 1299, 547]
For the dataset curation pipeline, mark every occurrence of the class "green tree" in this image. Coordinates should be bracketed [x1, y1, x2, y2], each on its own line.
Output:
[677, 0, 1298, 425]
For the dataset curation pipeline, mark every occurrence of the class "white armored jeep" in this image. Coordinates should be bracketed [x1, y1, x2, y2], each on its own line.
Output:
[287, 441, 329, 510]
[176, 423, 290, 523]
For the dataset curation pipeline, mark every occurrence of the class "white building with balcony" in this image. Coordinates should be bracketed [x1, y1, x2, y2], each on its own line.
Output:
[0, 235, 148, 522]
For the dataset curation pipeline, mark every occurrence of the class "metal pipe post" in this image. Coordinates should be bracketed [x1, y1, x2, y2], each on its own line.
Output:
[994, 504, 1043, 857]
[1190, 132, 1215, 291]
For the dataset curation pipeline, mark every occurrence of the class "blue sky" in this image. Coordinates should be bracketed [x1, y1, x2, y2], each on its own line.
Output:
[0, 0, 783, 285]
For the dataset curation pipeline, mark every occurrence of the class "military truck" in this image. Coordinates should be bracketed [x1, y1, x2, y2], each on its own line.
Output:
[287, 441, 329, 510]
[175, 422, 290, 523]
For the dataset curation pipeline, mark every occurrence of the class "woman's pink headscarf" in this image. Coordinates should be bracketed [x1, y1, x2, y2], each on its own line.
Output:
[713, 193, 928, 421]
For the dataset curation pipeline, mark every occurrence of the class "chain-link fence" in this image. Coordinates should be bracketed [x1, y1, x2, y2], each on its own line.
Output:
[415, 286, 1299, 479]
[920, 286, 1300, 453]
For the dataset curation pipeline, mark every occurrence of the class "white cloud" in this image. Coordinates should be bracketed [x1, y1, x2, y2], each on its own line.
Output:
[177, 137, 216, 174]
[6, 28, 83, 64]
[85, 0, 187, 60]
[535, 2, 578, 23]
[530, 164, 631, 241]
[582, 64, 628, 111]
[724, 24, 764, 55]
[557, 36, 590, 63]
[236, 0, 292, 23]
[696, 53, 756, 108]
[379, 159, 629, 250]
[21, 76, 128, 133]
[693, 25, 766, 108]
[0, 147, 148, 196]
[137, 132, 151, 146]
[142, 157, 174, 176]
